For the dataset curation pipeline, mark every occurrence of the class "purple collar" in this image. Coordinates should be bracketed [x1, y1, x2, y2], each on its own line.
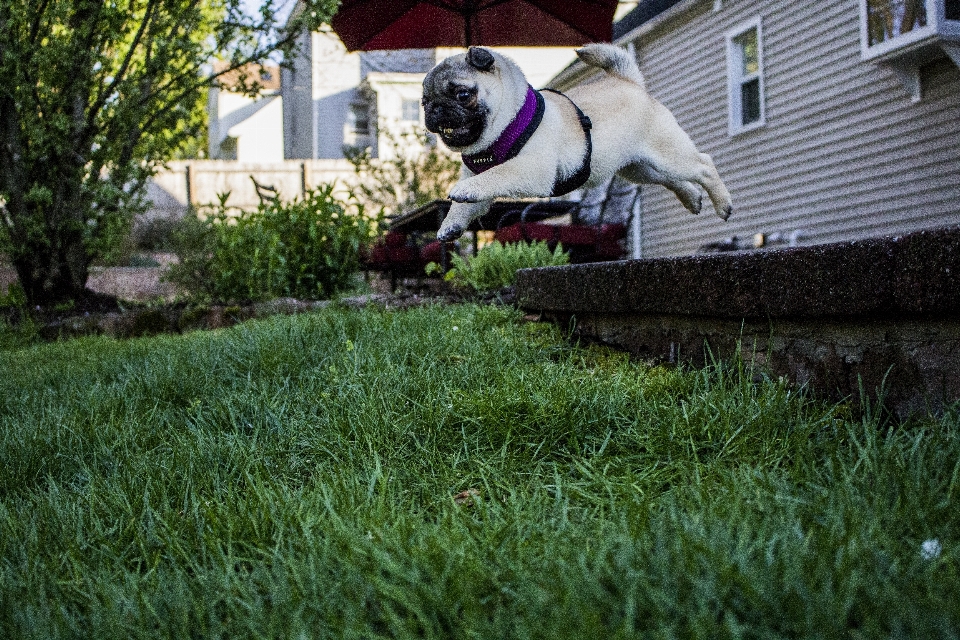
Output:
[462, 86, 544, 175]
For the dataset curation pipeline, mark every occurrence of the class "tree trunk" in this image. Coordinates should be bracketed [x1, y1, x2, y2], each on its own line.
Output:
[6, 196, 91, 307]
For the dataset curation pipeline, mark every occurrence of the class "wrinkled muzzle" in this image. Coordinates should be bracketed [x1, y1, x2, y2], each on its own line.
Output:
[423, 100, 485, 149]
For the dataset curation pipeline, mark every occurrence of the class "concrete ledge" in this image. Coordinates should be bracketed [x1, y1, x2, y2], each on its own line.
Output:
[516, 226, 960, 417]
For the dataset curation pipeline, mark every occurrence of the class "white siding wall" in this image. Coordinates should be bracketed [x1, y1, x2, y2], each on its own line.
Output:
[312, 30, 362, 159]
[630, 0, 960, 257]
[209, 91, 284, 162]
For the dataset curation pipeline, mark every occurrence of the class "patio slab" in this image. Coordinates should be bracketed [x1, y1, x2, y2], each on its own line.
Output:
[516, 225, 960, 417]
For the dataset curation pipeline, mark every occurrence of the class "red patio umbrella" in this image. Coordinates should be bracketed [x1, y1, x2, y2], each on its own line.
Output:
[330, 0, 619, 51]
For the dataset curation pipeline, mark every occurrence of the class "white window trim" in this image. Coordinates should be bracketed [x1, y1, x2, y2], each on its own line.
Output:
[859, 0, 940, 60]
[726, 16, 766, 136]
[857, 0, 960, 101]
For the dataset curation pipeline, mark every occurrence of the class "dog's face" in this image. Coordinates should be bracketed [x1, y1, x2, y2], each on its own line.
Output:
[422, 47, 502, 150]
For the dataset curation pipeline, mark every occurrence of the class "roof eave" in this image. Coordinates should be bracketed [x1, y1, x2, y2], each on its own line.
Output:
[546, 0, 705, 90]
[285, 0, 307, 29]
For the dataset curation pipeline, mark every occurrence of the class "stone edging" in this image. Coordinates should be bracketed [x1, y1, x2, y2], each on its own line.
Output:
[516, 225, 960, 417]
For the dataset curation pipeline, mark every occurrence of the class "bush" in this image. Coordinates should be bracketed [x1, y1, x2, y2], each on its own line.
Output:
[432, 240, 569, 292]
[133, 216, 182, 252]
[165, 186, 376, 303]
[344, 127, 461, 217]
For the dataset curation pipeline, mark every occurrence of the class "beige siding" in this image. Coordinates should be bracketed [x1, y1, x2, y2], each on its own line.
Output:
[630, 1, 960, 257]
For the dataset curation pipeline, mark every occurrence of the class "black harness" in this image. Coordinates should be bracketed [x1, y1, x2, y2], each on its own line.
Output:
[461, 87, 593, 198]
[541, 88, 593, 197]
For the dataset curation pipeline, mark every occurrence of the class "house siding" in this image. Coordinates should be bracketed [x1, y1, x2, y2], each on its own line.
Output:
[627, 0, 960, 257]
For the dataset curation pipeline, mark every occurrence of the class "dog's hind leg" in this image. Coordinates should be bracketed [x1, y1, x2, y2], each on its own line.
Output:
[621, 149, 732, 220]
[617, 163, 703, 215]
[694, 153, 733, 220]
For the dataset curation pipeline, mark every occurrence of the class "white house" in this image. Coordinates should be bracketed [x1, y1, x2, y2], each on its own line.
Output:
[207, 63, 285, 162]
[549, 0, 960, 258]
[280, 17, 581, 161]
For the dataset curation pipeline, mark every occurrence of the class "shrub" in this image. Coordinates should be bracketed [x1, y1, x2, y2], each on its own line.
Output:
[344, 127, 461, 217]
[432, 240, 569, 292]
[133, 216, 182, 252]
[165, 186, 376, 303]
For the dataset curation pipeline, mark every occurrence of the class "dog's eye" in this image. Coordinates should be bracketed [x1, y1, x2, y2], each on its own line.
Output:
[456, 90, 472, 102]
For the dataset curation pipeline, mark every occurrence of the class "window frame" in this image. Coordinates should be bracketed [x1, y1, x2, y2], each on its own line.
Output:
[859, 0, 960, 60]
[401, 98, 421, 123]
[726, 16, 766, 136]
[859, 0, 937, 59]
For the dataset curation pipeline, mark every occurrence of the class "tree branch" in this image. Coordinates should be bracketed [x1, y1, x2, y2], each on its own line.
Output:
[145, 24, 301, 110]
[88, 0, 160, 129]
[29, 0, 53, 45]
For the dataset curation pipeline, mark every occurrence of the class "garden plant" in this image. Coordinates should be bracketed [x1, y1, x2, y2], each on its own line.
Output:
[344, 127, 461, 218]
[165, 186, 377, 303]
[429, 240, 570, 292]
[0, 303, 957, 638]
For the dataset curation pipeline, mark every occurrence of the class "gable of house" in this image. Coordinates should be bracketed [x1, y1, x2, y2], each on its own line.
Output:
[208, 63, 284, 162]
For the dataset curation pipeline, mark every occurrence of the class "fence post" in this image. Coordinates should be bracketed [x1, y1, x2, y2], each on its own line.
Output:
[185, 164, 193, 206]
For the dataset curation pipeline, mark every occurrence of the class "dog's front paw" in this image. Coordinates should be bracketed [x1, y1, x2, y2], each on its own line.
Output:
[437, 221, 466, 242]
[448, 183, 482, 203]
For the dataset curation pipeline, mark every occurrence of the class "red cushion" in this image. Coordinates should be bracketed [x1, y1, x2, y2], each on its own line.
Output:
[366, 244, 388, 268]
[598, 223, 627, 242]
[387, 245, 419, 265]
[523, 223, 557, 243]
[384, 231, 408, 247]
[595, 240, 625, 260]
[419, 240, 453, 265]
[494, 223, 524, 244]
[558, 225, 597, 246]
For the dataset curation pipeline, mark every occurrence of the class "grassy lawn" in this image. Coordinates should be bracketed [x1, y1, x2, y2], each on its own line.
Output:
[0, 303, 958, 638]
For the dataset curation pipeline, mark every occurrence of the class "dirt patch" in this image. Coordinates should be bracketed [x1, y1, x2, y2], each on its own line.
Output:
[1, 251, 513, 342]
[23, 288, 513, 341]
[1, 253, 179, 303]
[2, 268, 513, 341]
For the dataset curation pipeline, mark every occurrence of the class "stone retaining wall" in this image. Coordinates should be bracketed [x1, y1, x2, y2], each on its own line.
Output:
[516, 225, 960, 417]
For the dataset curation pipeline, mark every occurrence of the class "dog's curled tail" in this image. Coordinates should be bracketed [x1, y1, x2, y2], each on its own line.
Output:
[575, 43, 645, 88]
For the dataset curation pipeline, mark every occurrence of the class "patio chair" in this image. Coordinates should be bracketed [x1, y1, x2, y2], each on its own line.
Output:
[361, 230, 457, 291]
[493, 176, 639, 263]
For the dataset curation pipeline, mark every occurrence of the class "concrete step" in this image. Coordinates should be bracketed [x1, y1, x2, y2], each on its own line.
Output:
[516, 225, 960, 418]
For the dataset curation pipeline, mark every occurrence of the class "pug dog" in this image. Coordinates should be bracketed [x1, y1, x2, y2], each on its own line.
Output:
[422, 44, 733, 242]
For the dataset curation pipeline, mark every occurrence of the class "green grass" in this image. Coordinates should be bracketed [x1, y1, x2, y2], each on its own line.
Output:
[0, 304, 958, 638]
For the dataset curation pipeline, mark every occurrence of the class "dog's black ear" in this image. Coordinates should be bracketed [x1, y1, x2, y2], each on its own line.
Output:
[466, 47, 495, 72]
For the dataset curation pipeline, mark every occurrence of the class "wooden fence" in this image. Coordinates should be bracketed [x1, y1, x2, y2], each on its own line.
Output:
[145, 159, 359, 218]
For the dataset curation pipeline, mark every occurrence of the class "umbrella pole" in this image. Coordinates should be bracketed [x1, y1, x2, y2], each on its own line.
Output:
[463, 0, 475, 47]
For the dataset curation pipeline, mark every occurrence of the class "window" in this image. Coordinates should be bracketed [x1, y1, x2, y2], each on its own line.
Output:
[949, 0, 960, 20]
[219, 136, 238, 161]
[726, 18, 765, 135]
[865, 0, 928, 47]
[345, 103, 372, 150]
[858, 0, 960, 100]
[401, 98, 420, 122]
[347, 104, 370, 135]
[859, 0, 960, 60]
